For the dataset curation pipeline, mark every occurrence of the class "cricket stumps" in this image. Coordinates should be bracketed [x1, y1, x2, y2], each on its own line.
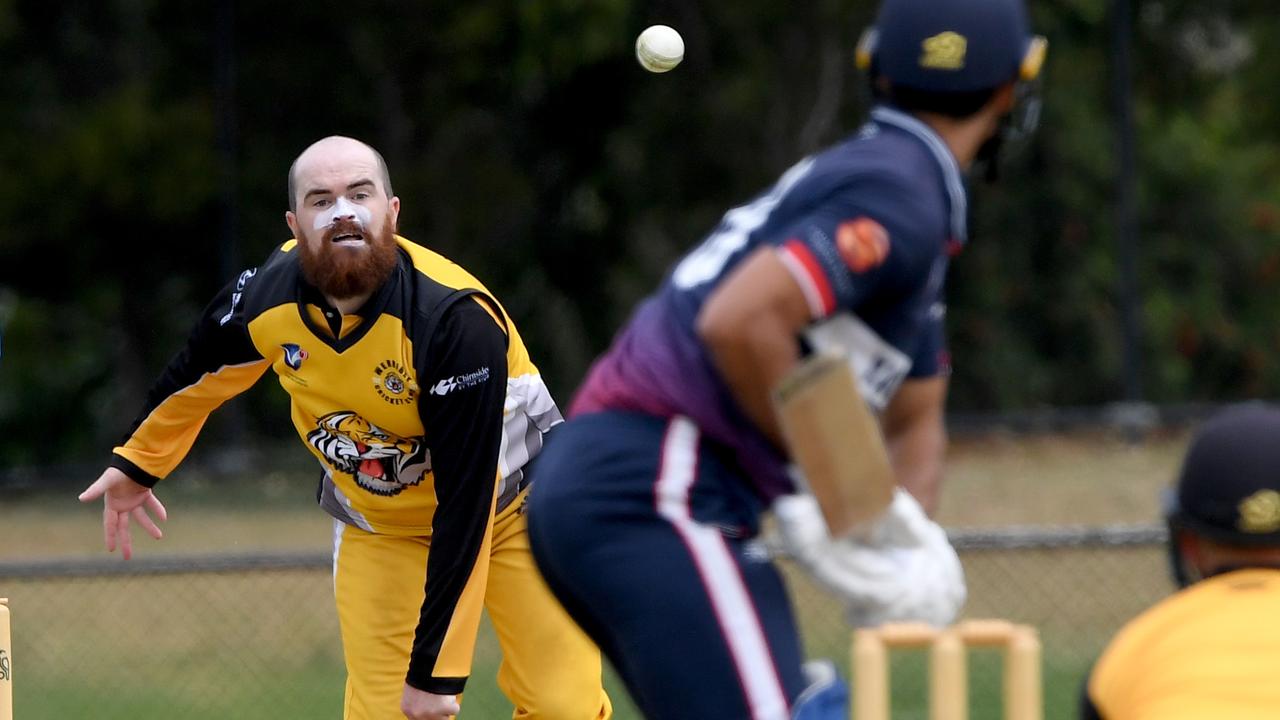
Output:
[1, 598, 11, 720]
[853, 619, 1041, 720]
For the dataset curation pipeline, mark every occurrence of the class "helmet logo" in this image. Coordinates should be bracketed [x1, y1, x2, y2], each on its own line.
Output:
[1237, 489, 1280, 533]
[920, 31, 967, 71]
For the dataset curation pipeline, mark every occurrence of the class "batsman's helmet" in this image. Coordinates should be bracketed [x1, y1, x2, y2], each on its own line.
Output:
[856, 0, 1047, 93]
[1165, 403, 1280, 586]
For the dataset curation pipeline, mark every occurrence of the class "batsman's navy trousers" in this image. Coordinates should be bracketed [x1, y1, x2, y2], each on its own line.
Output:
[527, 411, 807, 719]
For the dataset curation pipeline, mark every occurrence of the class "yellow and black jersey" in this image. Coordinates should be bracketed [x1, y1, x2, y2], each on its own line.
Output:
[1082, 567, 1280, 720]
[109, 235, 562, 694]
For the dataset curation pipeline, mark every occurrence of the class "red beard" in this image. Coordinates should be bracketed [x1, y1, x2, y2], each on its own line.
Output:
[298, 213, 399, 301]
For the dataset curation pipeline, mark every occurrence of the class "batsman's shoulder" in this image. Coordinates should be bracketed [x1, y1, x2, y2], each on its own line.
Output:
[831, 166, 947, 265]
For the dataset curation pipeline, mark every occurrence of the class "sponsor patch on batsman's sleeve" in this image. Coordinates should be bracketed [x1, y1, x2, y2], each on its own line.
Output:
[835, 218, 889, 273]
[429, 366, 492, 396]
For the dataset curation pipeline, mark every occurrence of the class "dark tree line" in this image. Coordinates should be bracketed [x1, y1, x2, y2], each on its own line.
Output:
[2, 0, 1278, 466]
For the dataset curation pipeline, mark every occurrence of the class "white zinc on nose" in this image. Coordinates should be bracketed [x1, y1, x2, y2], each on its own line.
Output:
[314, 195, 373, 230]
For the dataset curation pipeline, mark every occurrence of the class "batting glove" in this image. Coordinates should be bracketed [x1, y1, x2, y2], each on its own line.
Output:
[772, 489, 966, 628]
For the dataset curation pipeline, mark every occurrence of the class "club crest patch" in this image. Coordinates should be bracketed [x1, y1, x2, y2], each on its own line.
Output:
[373, 359, 419, 405]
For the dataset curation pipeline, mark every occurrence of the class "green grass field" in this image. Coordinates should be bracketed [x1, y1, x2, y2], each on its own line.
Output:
[1, 432, 1188, 719]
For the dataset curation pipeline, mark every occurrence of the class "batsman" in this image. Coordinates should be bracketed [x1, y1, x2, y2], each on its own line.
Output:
[79, 136, 611, 720]
[525, 0, 1047, 718]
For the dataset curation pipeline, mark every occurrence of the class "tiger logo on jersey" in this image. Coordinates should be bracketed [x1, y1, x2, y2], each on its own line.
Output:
[306, 411, 430, 496]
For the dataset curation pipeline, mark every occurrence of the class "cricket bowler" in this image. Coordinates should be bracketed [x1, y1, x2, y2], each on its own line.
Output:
[80, 136, 611, 720]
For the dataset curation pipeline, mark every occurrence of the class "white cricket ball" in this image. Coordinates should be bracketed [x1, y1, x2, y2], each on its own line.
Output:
[636, 25, 684, 73]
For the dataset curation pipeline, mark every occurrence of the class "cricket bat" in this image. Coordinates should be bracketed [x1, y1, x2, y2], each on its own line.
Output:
[773, 352, 895, 538]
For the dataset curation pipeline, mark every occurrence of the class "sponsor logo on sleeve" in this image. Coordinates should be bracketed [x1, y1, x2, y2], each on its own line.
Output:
[219, 268, 258, 326]
[429, 366, 491, 396]
[836, 218, 890, 273]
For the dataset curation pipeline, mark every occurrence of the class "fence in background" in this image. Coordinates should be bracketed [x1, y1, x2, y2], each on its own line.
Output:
[0, 399, 1226, 493]
[0, 526, 1172, 720]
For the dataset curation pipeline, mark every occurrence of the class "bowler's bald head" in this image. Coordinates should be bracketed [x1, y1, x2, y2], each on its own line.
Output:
[288, 136, 393, 211]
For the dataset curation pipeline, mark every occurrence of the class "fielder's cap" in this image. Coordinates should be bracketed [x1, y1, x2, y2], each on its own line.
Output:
[1167, 403, 1280, 546]
[857, 0, 1047, 93]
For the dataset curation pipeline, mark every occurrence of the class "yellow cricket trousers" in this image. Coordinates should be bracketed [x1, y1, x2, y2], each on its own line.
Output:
[333, 491, 613, 719]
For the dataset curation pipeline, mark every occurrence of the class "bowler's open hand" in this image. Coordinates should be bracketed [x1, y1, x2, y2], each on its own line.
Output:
[78, 467, 168, 560]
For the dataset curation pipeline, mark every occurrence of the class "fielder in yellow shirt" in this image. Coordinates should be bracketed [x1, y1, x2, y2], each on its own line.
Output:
[1083, 404, 1280, 720]
[80, 135, 611, 720]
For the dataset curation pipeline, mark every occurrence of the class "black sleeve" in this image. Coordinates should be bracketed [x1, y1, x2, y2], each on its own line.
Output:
[404, 297, 509, 693]
[110, 269, 267, 486]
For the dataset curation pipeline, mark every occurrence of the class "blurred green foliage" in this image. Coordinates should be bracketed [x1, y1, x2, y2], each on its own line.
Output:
[2, 0, 1279, 466]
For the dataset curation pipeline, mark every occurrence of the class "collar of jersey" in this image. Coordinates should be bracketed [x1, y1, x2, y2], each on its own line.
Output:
[870, 105, 968, 245]
[296, 254, 403, 353]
